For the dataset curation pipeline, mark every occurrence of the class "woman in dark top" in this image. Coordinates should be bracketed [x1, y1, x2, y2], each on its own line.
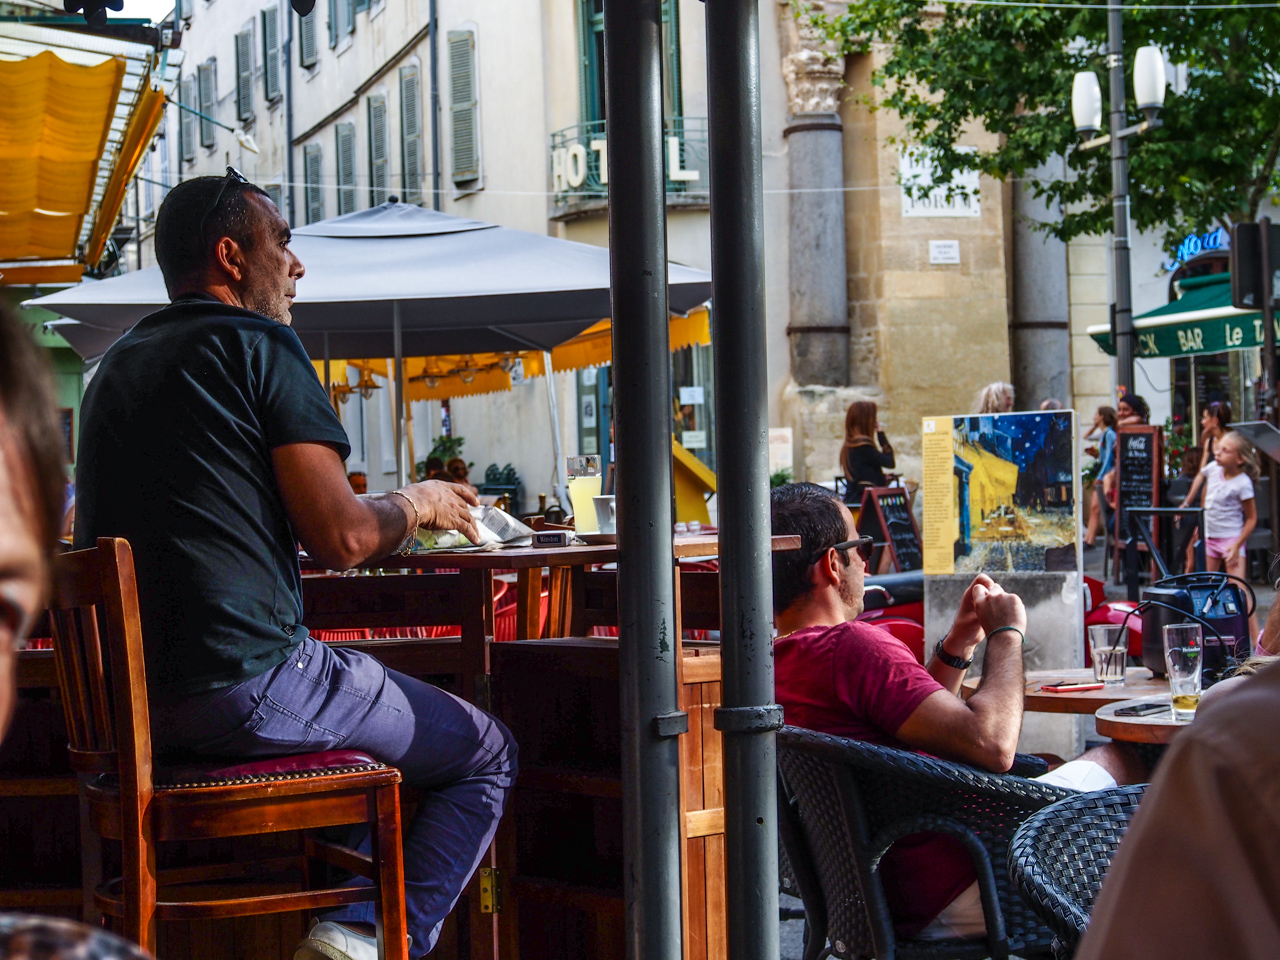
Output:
[841, 400, 895, 504]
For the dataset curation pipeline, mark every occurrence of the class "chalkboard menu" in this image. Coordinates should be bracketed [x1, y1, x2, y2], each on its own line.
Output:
[1115, 424, 1162, 571]
[858, 486, 923, 572]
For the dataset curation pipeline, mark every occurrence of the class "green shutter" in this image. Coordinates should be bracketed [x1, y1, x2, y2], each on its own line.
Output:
[399, 65, 422, 204]
[327, 0, 337, 48]
[448, 30, 478, 183]
[342, 0, 354, 35]
[262, 7, 280, 101]
[179, 76, 195, 161]
[305, 143, 324, 223]
[336, 122, 356, 215]
[368, 95, 388, 205]
[197, 61, 216, 147]
[299, 9, 318, 65]
[234, 30, 253, 122]
[264, 183, 283, 210]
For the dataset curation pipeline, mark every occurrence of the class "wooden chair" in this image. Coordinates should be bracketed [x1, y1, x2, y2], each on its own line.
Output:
[48, 538, 409, 958]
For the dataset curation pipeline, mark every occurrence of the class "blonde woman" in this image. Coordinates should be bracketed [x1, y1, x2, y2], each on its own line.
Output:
[972, 381, 1015, 414]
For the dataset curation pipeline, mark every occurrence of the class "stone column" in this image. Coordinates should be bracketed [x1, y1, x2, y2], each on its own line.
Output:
[782, 3, 848, 386]
[1010, 157, 1072, 408]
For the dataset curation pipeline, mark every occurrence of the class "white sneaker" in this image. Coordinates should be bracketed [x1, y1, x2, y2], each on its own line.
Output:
[294, 920, 411, 960]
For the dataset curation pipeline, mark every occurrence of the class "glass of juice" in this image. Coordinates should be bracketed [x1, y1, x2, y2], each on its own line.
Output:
[1162, 623, 1202, 721]
[567, 455, 603, 533]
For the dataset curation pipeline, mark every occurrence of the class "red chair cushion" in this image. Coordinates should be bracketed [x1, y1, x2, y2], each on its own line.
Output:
[156, 749, 381, 787]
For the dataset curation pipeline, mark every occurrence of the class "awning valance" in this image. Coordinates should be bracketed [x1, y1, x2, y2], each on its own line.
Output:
[1088, 272, 1270, 359]
[322, 306, 712, 401]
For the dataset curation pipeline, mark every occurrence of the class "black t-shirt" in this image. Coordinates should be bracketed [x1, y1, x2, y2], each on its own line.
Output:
[75, 296, 350, 698]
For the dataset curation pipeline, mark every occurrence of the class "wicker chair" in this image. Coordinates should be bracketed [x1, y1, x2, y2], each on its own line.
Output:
[777, 725, 1070, 960]
[1007, 784, 1148, 959]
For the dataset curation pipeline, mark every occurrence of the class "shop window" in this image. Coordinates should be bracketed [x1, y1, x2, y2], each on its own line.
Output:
[577, 366, 613, 478]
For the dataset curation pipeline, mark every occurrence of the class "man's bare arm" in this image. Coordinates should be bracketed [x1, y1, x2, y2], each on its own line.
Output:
[927, 574, 994, 694]
[272, 442, 479, 570]
[896, 587, 1026, 772]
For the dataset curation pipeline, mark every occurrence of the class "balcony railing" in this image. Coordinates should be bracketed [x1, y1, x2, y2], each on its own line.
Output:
[549, 117, 709, 211]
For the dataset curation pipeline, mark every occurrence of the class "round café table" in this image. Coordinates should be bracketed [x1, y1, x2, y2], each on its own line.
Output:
[961, 668, 1168, 715]
[1095, 696, 1189, 745]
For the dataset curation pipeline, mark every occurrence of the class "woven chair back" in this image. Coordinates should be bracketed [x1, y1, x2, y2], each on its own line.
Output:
[779, 726, 1068, 960]
[1007, 784, 1147, 949]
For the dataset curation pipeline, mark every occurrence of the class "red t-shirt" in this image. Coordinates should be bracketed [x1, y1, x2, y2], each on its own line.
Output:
[774, 620, 976, 936]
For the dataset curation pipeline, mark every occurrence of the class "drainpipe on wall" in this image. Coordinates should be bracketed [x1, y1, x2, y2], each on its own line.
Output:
[284, 0, 296, 227]
[428, 0, 441, 210]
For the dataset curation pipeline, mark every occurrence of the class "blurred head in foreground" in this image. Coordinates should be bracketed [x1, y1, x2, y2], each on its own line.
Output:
[0, 308, 66, 739]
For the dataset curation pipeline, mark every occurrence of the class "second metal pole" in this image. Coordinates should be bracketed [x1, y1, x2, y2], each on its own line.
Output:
[705, 1, 781, 959]
[601, 1, 684, 959]
[1108, 3, 1135, 398]
[393, 302, 408, 488]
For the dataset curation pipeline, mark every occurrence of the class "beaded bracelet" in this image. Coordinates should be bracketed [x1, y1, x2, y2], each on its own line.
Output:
[388, 490, 420, 557]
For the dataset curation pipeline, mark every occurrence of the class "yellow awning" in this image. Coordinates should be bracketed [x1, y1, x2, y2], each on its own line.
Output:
[0, 51, 125, 262]
[332, 306, 712, 402]
[85, 67, 166, 266]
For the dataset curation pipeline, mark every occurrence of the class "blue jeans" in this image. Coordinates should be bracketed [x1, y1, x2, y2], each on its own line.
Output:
[151, 637, 517, 955]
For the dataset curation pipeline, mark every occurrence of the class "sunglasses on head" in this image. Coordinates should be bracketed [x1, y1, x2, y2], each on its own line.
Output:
[826, 536, 874, 565]
[198, 166, 251, 248]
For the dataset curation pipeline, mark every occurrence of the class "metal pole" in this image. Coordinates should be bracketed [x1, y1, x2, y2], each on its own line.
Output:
[601, 1, 684, 958]
[428, 0, 441, 211]
[284, 5, 295, 227]
[1261, 217, 1278, 555]
[323, 331, 332, 411]
[705, 3, 781, 959]
[542, 350, 567, 507]
[393, 302, 407, 488]
[1108, 3, 1135, 398]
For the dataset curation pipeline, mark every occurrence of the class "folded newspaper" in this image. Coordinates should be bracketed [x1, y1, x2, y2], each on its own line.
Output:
[412, 505, 535, 552]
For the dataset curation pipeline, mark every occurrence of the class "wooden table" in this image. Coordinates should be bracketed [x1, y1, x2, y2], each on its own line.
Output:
[962, 668, 1169, 715]
[1095, 696, 1188, 745]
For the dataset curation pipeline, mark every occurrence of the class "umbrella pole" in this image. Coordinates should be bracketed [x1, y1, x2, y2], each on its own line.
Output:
[542, 351, 567, 507]
[393, 303, 408, 488]
[602, 0, 684, 958]
[323, 332, 332, 410]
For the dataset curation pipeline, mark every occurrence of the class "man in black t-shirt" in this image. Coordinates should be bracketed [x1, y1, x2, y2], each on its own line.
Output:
[76, 171, 515, 960]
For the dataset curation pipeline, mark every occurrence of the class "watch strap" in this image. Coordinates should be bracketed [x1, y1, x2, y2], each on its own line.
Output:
[934, 638, 973, 670]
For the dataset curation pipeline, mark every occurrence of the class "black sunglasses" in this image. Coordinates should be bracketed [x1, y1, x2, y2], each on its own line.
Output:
[824, 536, 875, 565]
[199, 166, 251, 247]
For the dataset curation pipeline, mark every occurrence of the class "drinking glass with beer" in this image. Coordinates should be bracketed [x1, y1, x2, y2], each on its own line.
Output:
[567, 455, 603, 534]
[1162, 623, 1203, 721]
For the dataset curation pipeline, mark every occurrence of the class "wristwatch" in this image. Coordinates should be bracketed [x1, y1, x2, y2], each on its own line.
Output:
[934, 637, 973, 670]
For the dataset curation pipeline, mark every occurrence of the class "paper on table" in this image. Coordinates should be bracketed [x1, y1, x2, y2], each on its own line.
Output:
[412, 505, 535, 552]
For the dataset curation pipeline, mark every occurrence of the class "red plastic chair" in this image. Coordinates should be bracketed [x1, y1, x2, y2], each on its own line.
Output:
[867, 617, 926, 664]
[310, 627, 373, 642]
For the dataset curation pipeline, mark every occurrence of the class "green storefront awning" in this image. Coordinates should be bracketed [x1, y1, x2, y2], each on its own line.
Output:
[1088, 272, 1274, 359]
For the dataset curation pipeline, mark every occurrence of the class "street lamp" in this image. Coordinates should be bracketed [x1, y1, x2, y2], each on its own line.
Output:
[1071, 14, 1167, 399]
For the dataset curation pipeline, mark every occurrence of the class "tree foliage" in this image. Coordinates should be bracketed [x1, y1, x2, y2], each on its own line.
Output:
[809, 0, 1280, 251]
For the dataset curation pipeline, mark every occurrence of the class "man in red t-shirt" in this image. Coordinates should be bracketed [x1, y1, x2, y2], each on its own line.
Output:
[771, 483, 1144, 939]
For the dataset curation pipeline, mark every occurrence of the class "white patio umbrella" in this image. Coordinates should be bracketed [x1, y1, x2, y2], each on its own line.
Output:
[28, 201, 713, 489]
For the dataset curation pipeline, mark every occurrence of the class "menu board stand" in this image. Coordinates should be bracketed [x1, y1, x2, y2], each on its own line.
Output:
[1115, 424, 1163, 591]
[858, 486, 923, 572]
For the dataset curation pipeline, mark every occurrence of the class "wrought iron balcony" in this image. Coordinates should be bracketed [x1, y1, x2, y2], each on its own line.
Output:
[549, 117, 708, 215]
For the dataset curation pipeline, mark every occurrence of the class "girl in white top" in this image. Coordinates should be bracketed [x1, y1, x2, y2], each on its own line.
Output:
[1180, 430, 1259, 636]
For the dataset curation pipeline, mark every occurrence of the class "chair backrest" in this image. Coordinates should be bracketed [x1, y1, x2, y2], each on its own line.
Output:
[47, 538, 154, 804]
[1007, 784, 1147, 949]
[777, 726, 1067, 960]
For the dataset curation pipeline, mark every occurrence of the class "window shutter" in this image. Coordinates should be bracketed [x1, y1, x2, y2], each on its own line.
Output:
[327, 0, 337, 48]
[304, 144, 324, 223]
[262, 7, 280, 101]
[264, 183, 283, 210]
[197, 61, 216, 147]
[355, 0, 368, 11]
[336, 122, 356, 215]
[234, 30, 253, 122]
[342, 0, 354, 36]
[367, 95, 389, 205]
[399, 65, 422, 204]
[299, 10, 317, 66]
[448, 30, 478, 183]
[179, 76, 195, 160]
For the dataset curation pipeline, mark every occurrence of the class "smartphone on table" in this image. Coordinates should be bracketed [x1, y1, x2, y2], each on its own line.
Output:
[1114, 702, 1170, 717]
[1039, 680, 1106, 693]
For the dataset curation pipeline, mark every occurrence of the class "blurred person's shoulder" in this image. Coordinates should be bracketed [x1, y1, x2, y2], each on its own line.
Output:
[0, 913, 152, 960]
